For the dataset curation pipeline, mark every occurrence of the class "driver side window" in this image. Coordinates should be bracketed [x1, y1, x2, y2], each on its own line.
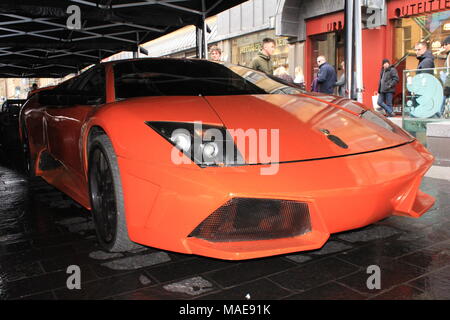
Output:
[76, 67, 106, 105]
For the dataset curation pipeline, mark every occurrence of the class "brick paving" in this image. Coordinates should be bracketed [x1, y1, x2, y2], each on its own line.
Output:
[0, 124, 449, 300]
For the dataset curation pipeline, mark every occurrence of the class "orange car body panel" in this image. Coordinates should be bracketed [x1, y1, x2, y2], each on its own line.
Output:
[20, 59, 435, 260]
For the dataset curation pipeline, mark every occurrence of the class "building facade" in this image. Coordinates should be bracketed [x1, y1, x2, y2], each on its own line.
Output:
[141, 0, 295, 75]
[277, 0, 450, 109]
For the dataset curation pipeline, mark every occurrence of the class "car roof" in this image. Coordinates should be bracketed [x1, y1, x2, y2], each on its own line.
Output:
[101, 57, 216, 67]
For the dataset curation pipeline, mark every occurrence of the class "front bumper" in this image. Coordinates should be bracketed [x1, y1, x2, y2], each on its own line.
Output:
[118, 140, 434, 260]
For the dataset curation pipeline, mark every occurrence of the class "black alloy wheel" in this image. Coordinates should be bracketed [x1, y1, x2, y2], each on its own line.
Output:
[88, 134, 141, 252]
[90, 147, 117, 245]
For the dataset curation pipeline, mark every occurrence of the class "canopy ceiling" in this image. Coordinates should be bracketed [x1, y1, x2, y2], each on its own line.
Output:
[0, 0, 247, 77]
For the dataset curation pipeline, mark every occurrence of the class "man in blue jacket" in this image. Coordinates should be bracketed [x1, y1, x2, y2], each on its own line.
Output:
[316, 56, 337, 94]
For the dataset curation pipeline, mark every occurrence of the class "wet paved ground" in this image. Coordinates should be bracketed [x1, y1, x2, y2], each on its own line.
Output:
[0, 123, 449, 300]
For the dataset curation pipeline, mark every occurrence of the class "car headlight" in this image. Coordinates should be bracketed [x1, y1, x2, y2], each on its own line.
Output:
[146, 121, 244, 167]
[170, 130, 191, 152]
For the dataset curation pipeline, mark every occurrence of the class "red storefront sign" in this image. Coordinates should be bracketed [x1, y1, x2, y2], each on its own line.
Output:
[306, 11, 345, 36]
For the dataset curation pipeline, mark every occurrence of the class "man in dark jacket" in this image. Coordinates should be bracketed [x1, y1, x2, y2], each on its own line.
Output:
[440, 36, 450, 117]
[415, 41, 435, 74]
[441, 36, 450, 95]
[249, 38, 275, 75]
[316, 56, 337, 94]
[377, 59, 398, 117]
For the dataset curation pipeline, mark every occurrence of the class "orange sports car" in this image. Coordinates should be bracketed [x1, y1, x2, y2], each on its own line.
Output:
[19, 58, 435, 260]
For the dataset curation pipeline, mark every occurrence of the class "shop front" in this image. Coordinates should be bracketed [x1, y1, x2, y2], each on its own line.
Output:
[300, 0, 450, 114]
[390, 0, 450, 118]
[388, 0, 450, 142]
[304, 9, 390, 104]
[304, 11, 345, 93]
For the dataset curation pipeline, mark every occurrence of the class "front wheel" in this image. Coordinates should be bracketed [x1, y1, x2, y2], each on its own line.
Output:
[88, 134, 141, 252]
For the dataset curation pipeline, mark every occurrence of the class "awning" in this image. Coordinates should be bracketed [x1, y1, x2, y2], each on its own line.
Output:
[142, 16, 217, 58]
[0, 0, 247, 78]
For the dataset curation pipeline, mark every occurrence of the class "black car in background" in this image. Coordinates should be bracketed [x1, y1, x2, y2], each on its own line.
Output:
[0, 99, 27, 150]
[1, 99, 26, 116]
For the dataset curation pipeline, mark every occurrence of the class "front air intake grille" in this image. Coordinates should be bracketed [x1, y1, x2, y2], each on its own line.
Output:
[189, 198, 311, 242]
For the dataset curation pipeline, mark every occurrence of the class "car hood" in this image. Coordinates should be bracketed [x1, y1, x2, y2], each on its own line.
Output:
[204, 94, 413, 164]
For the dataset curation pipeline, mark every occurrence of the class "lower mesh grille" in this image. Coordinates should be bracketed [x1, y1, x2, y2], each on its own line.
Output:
[189, 198, 311, 242]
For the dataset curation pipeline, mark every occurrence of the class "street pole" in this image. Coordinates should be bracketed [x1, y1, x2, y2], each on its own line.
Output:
[201, 0, 207, 59]
[196, 27, 201, 58]
[202, 18, 208, 59]
[354, 0, 364, 103]
[345, 0, 354, 100]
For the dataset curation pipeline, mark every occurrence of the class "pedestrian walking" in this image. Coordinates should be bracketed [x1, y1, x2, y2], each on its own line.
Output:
[249, 38, 275, 75]
[316, 56, 337, 94]
[377, 59, 398, 117]
[442, 36, 450, 95]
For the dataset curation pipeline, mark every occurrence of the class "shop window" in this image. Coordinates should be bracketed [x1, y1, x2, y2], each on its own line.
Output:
[394, 11, 450, 71]
[393, 11, 450, 114]
[403, 26, 412, 53]
[231, 30, 289, 73]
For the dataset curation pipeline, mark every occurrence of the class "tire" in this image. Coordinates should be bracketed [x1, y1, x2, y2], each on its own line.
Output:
[88, 134, 141, 252]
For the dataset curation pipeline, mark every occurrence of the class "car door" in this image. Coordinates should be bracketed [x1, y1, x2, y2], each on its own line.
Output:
[44, 66, 106, 180]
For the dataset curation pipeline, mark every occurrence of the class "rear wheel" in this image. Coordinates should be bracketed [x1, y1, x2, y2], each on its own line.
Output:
[88, 134, 140, 252]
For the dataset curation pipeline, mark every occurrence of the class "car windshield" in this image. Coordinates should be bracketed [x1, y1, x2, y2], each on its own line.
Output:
[113, 59, 303, 99]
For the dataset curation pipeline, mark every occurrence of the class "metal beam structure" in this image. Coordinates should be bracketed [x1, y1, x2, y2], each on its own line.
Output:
[0, 0, 242, 78]
[195, 0, 208, 59]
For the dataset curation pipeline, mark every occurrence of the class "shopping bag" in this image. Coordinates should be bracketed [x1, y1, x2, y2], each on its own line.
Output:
[372, 94, 383, 112]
